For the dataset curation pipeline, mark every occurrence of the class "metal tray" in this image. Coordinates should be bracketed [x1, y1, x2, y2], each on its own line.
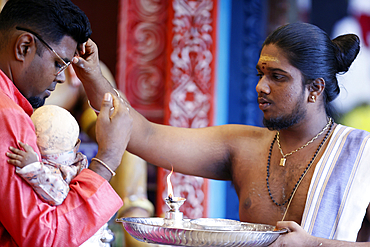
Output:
[116, 217, 287, 247]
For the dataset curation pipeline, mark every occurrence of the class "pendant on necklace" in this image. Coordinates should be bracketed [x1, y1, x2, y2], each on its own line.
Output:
[279, 158, 286, 167]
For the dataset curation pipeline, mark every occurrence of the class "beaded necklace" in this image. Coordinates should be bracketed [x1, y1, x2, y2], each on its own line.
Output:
[266, 120, 334, 207]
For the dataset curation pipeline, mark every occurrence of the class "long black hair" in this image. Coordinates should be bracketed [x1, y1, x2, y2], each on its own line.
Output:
[263, 22, 360, 117]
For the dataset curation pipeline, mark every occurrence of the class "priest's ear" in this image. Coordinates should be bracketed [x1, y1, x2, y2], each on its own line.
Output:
[308, 78, 325, 101]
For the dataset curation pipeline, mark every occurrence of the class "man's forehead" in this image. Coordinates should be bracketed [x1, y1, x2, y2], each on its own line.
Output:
[54, 35, 78, 61]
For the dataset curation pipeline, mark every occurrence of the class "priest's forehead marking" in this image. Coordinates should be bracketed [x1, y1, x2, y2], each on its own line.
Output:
[259, 55, 279, 63]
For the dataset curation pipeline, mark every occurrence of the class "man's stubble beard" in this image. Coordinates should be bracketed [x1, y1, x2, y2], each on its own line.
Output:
[27, 96, 45, 109]
[263, 94, 307, 131]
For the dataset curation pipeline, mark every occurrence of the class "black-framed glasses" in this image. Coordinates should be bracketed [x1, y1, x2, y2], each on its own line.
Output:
[16, 26, 71, 76]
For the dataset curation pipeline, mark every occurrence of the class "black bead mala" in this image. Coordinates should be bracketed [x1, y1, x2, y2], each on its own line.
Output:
[266, 121, 334, 207]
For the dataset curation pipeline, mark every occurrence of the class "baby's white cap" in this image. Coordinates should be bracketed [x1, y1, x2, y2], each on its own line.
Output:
[31, 105, 79, 155]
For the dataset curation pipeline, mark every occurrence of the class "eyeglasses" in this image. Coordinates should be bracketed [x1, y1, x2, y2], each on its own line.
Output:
[16, 26, 71, 76]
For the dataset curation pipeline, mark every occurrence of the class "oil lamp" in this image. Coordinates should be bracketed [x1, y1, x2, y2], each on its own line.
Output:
[116, 167, 287, 246]
[163, 167, 187, 227]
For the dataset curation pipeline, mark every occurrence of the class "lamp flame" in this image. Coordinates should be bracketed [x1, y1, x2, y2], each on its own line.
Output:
[164, 166, 186, 217]
[167, 167, 174, 199]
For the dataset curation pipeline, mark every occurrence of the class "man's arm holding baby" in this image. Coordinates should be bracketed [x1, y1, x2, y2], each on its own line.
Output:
[6, 92, 132, 204]
[6, 141, 71, 206]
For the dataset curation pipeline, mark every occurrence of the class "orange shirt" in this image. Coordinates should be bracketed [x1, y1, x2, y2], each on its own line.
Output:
[0, 70, 123, 246]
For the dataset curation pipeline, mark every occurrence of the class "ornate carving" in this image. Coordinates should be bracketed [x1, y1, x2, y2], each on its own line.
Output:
[158, 0, 216, 219]
[168, 0, 215, 128]
[117, 0, 168, 123]
[118, 0, 216, 219]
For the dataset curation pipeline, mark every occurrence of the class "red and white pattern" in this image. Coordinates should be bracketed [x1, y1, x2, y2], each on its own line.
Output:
[117, 0, 168, 123]
[167, 0, 215, 128]
[117, 0, 217, 219]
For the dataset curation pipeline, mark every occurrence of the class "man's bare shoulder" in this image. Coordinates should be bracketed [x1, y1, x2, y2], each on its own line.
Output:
[214, 124, 274, 142]
[206, 124, 276, 158]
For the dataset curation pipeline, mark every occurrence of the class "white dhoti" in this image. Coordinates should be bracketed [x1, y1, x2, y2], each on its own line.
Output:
[302, 124, 370, 241]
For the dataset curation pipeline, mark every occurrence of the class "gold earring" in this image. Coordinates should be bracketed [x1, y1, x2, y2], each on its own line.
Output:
[311, 95, 316, 103]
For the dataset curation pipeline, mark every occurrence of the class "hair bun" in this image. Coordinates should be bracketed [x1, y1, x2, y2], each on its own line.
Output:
[332, 34, 360, 73]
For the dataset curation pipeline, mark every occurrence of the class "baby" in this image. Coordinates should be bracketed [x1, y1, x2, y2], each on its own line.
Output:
[7, 104, 86, 205]
[6, 105, 113, 247]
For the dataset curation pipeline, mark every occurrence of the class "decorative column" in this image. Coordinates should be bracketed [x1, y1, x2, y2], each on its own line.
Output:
[116, 0, 168, 124]
[156, 0, 217, 219]
[117, 0, 217, 219]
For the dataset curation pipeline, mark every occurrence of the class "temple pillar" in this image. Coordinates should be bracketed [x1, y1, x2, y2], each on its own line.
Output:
[116, 0, 217, 219]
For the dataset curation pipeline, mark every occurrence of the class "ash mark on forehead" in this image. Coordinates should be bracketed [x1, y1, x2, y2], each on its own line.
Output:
[259, 55, 278, 63]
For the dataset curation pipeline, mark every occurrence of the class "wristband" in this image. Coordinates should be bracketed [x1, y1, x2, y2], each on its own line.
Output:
[87, 88, 122, 113]
[91, 157, 116, 176]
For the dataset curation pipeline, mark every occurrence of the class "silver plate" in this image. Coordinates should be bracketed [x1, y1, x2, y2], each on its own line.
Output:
[116, 217, 287, 247]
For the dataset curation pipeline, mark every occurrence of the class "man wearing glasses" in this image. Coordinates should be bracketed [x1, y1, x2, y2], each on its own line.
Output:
[0, 0, 132, 246]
